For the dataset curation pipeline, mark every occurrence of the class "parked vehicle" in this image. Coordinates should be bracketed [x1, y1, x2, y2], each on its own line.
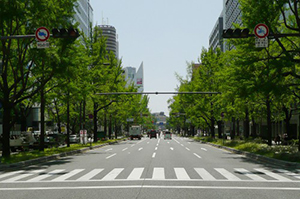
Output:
[129, 126, 142, 140]
[149, 130, 157, 139]
[69, 134, 80, 143]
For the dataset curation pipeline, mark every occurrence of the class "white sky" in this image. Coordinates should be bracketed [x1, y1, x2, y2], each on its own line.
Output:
[90, 0, 224, 116]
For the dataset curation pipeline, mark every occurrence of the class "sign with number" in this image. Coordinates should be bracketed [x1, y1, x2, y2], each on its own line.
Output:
[35, 27, 50, 42]
[254, 23, 269, 38]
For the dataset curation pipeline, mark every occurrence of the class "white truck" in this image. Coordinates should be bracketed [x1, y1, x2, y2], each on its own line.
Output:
[129, 126, 142, 140]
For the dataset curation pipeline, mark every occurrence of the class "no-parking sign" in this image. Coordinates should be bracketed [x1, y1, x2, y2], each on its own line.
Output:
[254, 23, 269, 38]
[35, 27, 50, 42]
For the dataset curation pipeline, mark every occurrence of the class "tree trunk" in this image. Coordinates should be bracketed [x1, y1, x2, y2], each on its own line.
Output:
[283, 107, 291, 139]
[104, 112, 107, 138]
[251, 117, 257, 138]
[237, 119, 240, 137]
[93, 103, 98, 143]
[39, 87, 45, 151]
[244, 108, 250, 138]
[231, 117, 236, 139]
[217, 121, 222, 139]
[66, 92, 70, 147]
[266, 96, 272, 146]
[109, 114, 112, 139]
[1, 102, 13, 158]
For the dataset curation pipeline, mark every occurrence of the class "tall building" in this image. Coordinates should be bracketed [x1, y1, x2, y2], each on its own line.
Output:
[209, 15, 224, 52]
[123, 62, 144, 93]
[98, 25, 119, 58]
[74, 0, 93, 37]
[209, 0, 243, 52]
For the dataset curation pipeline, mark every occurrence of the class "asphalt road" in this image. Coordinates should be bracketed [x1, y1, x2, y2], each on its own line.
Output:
[0, 134, 300, 199]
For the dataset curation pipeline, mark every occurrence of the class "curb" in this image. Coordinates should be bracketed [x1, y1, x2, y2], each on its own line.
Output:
[0, 141, 121, 170]
[200, 141, 300, 168]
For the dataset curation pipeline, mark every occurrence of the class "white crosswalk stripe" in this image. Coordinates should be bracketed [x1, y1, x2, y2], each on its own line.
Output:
[27, 169, 65, 182]
[215, 168, 241, 181]
[0, 167, 299, 183]
[174, 168, 190, 180]
[276, 169, 300, 180]
[52, 169, 84, 181]
[76, 169, 104, 181]
[234, 168, 266, 181]
[254, 168, 292, 181]
[194, 168, 216, 180]
[152, 168, 165, 179]
[102, 168, 124, 180]
[2, 170, 45, 182]
[127, 168, 144, 180]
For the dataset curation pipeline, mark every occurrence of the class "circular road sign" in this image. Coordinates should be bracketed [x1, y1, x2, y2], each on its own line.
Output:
[254, 23, 269, 38]
[35, 27, 50, 42]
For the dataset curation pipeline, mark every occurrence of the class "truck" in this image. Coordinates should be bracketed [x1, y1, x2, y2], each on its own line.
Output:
[129, 125, 142, 140]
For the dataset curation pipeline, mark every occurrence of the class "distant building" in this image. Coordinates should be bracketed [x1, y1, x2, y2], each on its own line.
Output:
[98, 25, 119, 58]
[152, 112, 168, 131]
[123, 62, 144, 93]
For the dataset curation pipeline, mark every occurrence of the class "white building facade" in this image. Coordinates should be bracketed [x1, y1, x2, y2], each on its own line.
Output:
[74, 0, 93, 37]
[123, 62, 144, 93]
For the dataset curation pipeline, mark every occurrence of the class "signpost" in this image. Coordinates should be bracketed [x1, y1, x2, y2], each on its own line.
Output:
[254, 23, 269, 48]
[35, 27, 50, 49]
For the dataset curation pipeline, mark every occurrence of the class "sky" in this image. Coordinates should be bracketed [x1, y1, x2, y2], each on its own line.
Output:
[89, 0, 224, 116]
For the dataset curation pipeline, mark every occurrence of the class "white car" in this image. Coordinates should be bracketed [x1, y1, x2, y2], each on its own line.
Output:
[69, 135, 80, 143]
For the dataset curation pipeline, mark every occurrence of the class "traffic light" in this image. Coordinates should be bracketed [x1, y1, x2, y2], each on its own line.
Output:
[52, 28, 80, 39]
[222, 28, 250, 38]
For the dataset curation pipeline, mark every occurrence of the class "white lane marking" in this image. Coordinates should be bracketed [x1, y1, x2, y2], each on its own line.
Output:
[138, 147, 143, 151]
[122, 147, 128, 151]
[255, 168, 292, 181]
[106, 153, 117, 159]
[131, 144, 135, 147]
[235, 168, 266, 181]
[102, 168, 124, 180]
[188, 142, 191, 144]
[170, 147, 174, 151]
[185, 147, 190, 151]
[0, 170, 24, 180]
[181, 144, 184, 147]
[76, 169, 104, 181]
[201, 148, 207, 151]
[147, 142, 150, 144]
[194, 168, 215, 180]
[2, 170, 45, 182]
[215, 168, 241, 181]
[27, 169, 65, 182]
[193, 153, 202, 159]
[276, 169, 300, 180]
[2, 185, 300, 191]
[174, 168, 190, 180]
[127, 168, 144, 180]
[152, 168, 165, 179]
[105, 148, 113, 152]
[155, 147, 158, 150]
[152, 152, 156, 158]
[167, 142, 170, 144]
[52, 169, 85, 181]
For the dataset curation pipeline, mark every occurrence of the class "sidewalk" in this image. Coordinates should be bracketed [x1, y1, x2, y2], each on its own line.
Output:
[0, 141, 120, 170]
[199, 140, 300, 169]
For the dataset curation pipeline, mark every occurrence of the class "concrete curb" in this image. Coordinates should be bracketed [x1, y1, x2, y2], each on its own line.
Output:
[0, 140, 121, 170]
[199, 140, 300, 168]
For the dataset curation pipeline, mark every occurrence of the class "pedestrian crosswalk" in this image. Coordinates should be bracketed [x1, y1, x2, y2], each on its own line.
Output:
[0, 167, 299, 183]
